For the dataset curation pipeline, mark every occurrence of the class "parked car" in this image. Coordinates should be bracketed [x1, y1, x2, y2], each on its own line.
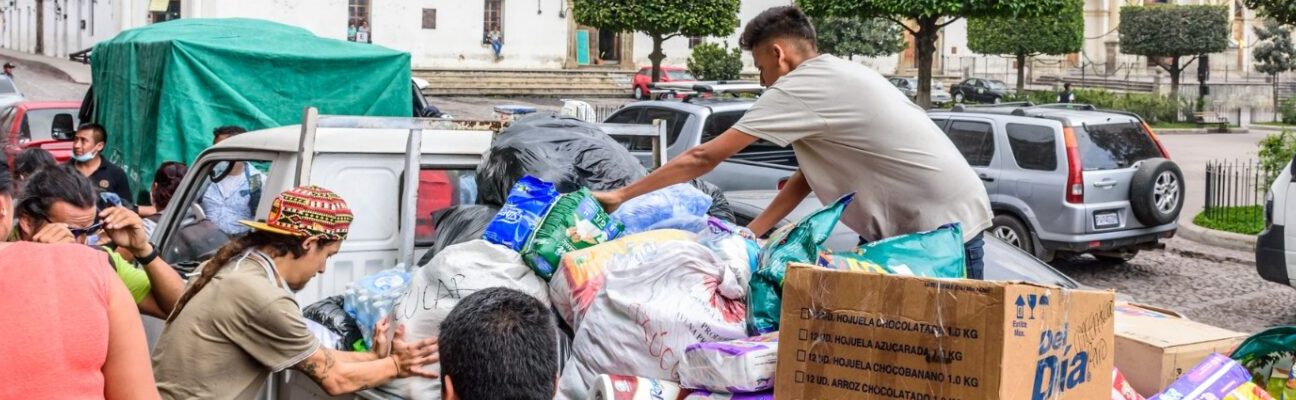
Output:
[0, 100, 81, 166]
[0, 75, 25, 110]
[950, 78, 1012, 104]
[631, 65, 696, 100]
[927, 104, 1181, 263]
[603, 83, 795, 191]
[1259, 159, 1296, 288]
[725, 190, 1082, 288]
[888, 77, 953, 106]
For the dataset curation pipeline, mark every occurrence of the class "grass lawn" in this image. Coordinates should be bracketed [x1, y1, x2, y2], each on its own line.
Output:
[1194, 206, 1264, 235]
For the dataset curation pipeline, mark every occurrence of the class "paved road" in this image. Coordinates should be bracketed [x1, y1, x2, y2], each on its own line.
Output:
[1158, 131, 1268, 224]
[12, 67, 88, 102]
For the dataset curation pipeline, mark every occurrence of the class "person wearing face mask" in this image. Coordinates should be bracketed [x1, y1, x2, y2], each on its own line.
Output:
[202, 125, 266, 236]
[593, 6, 993, 279]
[153, 185, 440, 399]
[70, 123, 134, 208]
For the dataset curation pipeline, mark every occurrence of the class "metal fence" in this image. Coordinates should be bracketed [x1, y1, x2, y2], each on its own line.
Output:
[1203, 159, 1265, 226]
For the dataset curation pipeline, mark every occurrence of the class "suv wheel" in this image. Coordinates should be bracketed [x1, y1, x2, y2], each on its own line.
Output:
[991, 214, 1034, 255]
[1130, 158, 1185, 226]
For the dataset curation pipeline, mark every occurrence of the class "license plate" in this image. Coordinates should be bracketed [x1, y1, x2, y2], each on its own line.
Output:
[1095, 212, 1120, 228]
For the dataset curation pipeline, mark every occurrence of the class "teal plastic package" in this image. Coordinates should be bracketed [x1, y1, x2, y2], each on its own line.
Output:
[817, 223, 966, 279]
[746, 193, 853, 335]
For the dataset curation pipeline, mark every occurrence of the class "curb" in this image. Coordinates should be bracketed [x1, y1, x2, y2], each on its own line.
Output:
[1176, 217, 1256, 253]
[1155, 128, 1250, 135]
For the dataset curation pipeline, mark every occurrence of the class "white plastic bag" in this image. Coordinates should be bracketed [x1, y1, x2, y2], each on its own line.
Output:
[557, 241, 748, 400]
[679, 333, 778, 393]
[384, 240, 551, 400]
[550, 230, 696, 330]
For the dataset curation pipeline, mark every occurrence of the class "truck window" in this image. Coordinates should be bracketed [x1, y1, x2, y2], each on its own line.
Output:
[700, 110, 784, 155]
[159, 158, 275, 269]
[1073, 122, 1162, 170]
[414, 168, 478, 245]
[1006, 123, 1058, 171]
[637, 108, 687, 147]
[945, 120, 995, 167]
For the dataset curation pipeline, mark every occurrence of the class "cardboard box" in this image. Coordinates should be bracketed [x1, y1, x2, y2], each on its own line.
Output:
[1114, 303, 1247, 397]
[775, 264, 1116, 400]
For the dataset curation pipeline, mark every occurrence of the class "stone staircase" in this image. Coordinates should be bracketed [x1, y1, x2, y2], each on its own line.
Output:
[414, 69, 634, 98]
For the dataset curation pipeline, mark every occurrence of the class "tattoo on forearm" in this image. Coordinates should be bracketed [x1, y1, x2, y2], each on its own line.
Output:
[297, 347, 337, 381]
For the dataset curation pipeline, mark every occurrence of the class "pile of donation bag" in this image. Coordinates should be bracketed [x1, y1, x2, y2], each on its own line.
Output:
[301, 114, 1280, 400]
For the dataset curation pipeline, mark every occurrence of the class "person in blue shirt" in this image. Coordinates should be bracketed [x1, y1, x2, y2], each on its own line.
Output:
[201, 126, 265, 236]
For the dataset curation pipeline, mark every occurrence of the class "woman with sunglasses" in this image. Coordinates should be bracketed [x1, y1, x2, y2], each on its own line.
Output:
[0, 165, 161, 398]
[14, 165, 185, 320]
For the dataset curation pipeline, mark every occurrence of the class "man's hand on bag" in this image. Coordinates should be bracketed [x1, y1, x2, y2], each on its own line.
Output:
[593, 190, 625, 213]
[388, 324, 439, 379]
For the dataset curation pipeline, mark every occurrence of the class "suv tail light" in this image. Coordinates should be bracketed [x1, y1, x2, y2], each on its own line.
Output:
[1141, 121, 1171, 158]
[1063, 127, 1084, 204]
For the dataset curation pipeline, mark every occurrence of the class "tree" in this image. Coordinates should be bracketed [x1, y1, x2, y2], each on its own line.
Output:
[967, 0, 1084, 93]
[798, 0, 1069, 108]
[574, 0, 740, 83]
[688, 43, 743, 81]
[1245, 0, 1296, 26]
[1254, 19, 1296, 117]
[1118, 5, 1229, 100]
[815, 16, 905, 60]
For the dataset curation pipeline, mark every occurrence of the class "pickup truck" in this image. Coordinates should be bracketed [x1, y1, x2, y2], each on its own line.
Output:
[147, 110, 663, 399]
[603, 97, 797, 191]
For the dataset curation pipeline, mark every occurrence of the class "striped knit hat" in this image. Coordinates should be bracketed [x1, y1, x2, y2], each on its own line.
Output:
[240, 185, 353, 241]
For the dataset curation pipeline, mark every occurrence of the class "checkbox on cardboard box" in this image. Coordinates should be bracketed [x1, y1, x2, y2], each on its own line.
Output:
[801, 308, 811, 320]
[798, 329, 808, 341]
[797, 350, 807, 361]
[795, 371, 805, 383]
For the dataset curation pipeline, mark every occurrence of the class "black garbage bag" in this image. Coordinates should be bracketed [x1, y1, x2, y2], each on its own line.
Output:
[304, 296, 364, 351]
[418, 204, 499, 266]
[690, 179, 735, 223]
[477, 113, 646, 206]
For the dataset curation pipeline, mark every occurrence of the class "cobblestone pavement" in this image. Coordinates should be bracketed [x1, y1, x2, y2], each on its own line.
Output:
[1053, 238, 1293, 334]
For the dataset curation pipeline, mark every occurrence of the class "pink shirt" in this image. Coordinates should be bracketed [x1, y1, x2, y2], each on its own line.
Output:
[0, 242, 115, 398]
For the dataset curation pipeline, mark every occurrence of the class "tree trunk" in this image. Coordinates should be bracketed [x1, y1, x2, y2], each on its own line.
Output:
[1168, 56, 1181, 101]
[650, 35, 666, 83]
[1016, 53, 1027, 93]
[914, 17, 940, 109]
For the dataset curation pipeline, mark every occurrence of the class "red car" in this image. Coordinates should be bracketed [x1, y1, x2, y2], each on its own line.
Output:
[1, 101, 81, 167]
[631, 66, 697, 100]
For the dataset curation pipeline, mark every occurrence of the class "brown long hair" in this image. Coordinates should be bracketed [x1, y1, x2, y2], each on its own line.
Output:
[166, 231, 336, 323]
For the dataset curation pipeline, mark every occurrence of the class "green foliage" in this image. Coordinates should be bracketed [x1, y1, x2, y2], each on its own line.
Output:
[572, 0, 739, 39]
[797, 0, 1068, 21]
[815, 16, 905, 59]
[1003, 88, 1188, 123]
[1259, 129, 1296, 186]
[1194, 207, 1265, 235]
[1254, 19, 1296, 76]
[574, 0, 739, 81]
[1282, 98, 1296, 125]
[1118, 5, 1230, 57]
[687, 43, 742, 81]
[967, 0, 1084, 57]
[1245, 0, 1296, 26]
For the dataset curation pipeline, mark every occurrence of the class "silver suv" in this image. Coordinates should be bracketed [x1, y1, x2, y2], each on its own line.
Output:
[928, 104, 1183, 262]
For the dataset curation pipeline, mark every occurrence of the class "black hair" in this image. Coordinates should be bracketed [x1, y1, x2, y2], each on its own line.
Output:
[16, 165, 97, 223]
[739, 6, 817, 51]
[77, 123, 108, 144]
[213, 125, 248, 139]
[15, 148, 56, 180]
[439, 287, 558, 400]
[152, 161, 188, 211]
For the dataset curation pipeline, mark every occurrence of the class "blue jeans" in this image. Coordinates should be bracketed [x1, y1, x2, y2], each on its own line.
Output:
[857, 232, 986, 280]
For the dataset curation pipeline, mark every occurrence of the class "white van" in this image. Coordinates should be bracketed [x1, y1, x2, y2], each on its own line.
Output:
[147, 109, 665, 399]
[1258, 160, 1294, 287]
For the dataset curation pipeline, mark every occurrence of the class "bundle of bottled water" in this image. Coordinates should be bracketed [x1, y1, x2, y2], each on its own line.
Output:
[342, 266, 411, 350]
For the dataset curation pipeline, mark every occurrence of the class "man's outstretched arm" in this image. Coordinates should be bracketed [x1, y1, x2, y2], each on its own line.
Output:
[595, 128, 758, 212]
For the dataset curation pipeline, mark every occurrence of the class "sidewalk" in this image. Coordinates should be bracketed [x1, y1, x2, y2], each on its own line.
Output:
[0, 48, 91, 84]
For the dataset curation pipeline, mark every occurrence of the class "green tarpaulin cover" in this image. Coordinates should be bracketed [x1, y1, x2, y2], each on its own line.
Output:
[91, 18, 412, 196]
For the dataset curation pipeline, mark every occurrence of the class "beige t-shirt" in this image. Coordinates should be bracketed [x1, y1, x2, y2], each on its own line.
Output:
[733, 54, 992, 242]
[153, 253, 319, 400]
